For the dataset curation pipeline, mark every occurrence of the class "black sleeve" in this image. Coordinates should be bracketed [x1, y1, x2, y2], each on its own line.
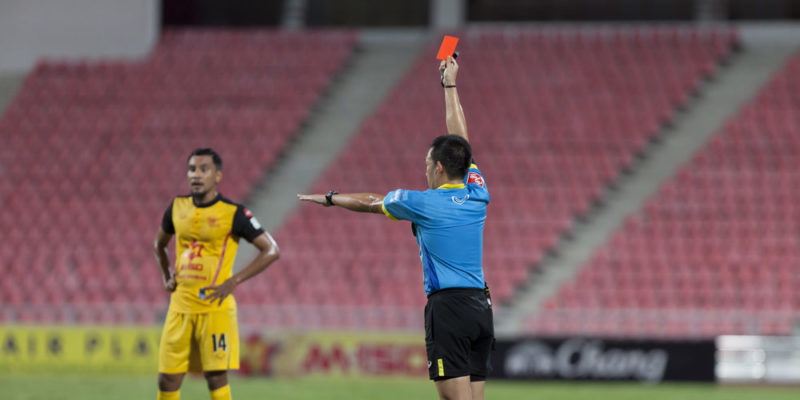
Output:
[232, 205, 265, 243]
[161, 201, 175, 234]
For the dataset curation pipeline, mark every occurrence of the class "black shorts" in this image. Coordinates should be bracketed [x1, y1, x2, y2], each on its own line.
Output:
[425, 287, 494, 381]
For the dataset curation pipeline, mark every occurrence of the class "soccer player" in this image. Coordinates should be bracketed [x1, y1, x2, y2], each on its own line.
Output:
[299, 56, 493, 400]
[154, 148, 280, 400]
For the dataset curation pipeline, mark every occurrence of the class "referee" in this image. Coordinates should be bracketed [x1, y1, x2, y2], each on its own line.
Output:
[299, 56, 493, 400]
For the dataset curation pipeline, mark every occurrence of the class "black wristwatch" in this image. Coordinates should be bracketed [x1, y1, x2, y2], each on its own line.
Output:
[325, 190, 339, 206]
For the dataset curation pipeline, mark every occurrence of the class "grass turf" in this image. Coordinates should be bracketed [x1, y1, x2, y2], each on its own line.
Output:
[2, 374, 797, 400]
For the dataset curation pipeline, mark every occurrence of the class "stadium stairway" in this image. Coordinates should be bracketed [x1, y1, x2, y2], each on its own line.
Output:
[234, 29, 429, 269]
[498, 25, 800, 335]
[0, 72, 24, 116]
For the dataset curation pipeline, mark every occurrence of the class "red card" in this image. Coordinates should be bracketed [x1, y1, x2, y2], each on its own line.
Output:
[436, 36, 459, 60]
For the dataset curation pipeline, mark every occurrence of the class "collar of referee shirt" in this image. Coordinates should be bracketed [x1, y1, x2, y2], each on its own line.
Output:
[436, 183, 465, 190]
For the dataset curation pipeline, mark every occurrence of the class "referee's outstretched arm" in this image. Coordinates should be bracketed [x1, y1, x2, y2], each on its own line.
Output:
[297, 192, 384, 213]
[440, 55, 468, 142]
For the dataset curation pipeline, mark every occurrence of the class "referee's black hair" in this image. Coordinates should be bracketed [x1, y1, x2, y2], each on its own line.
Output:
[430, 135, 472, 180]
[188, 148, 222, 170]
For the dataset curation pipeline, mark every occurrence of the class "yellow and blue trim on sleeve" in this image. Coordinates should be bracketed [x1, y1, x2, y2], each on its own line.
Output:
[381, 202, 399, 221]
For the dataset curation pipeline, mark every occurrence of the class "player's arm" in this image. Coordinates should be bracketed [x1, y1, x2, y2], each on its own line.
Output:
[153, 227, 176, 292]
[297, 193, 385, 214]
[202, 232, 280, 306]
[440, 55, 468, 142]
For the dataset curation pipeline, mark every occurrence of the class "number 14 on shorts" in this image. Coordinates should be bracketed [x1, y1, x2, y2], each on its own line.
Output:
[211, 333, 227, 354]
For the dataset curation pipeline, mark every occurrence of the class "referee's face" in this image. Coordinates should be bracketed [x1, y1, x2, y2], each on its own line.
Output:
[187, 155, 221, 197]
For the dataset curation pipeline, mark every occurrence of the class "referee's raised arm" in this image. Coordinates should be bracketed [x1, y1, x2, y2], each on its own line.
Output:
[440, 55, 468, 142]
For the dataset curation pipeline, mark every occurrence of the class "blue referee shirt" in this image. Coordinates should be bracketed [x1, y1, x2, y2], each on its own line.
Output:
[382, 163, 489, 295]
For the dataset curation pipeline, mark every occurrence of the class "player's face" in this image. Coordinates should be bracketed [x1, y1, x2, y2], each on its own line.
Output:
[187, 155, 221, 196]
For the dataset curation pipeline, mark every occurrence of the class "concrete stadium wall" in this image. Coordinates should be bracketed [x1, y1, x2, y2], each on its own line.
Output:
[0, 0, 158, 73]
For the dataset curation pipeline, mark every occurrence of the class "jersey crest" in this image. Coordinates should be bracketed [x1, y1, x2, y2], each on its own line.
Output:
[452, 194, 469, 205]
[244, 208, 262, 230]
[467, 172, 484, 187]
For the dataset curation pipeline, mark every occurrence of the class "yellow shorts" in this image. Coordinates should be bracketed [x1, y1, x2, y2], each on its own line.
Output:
[158, 308, 240, 374]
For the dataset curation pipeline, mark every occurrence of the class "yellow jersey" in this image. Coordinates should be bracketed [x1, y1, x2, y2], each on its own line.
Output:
[161, 194, 264, 313]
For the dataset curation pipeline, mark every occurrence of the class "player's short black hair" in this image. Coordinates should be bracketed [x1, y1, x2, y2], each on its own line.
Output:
[430, 135, 472, 180]
[187, 148, 222, 170]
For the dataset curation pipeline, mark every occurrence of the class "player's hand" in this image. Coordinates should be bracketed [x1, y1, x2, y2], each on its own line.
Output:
[164, 276, 177, 292]
[200, 279, 237, 306]
[297, 194, 331, 207]
[441, 55, 458, 86]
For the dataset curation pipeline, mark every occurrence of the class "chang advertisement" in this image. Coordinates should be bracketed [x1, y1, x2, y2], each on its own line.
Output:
[491, 337, 715, 382]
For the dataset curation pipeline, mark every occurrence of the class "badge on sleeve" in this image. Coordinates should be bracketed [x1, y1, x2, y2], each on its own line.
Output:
[244, 208, 262, 230]
[467, 172, 485, 187]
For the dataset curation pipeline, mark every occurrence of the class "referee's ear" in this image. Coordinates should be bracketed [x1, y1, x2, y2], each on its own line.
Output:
[215, 169, 223, 184]
[436, 161, 448, 180]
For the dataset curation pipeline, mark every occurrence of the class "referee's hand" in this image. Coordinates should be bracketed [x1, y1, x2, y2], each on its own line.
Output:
[297, 194, 331, 207]
[440, 55, 458, 86]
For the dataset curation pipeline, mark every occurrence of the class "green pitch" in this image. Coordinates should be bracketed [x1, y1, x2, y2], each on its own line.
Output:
[2, 373, 797, 400]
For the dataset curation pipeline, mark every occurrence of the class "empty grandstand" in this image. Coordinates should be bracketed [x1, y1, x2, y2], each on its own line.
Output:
[0, 29, 357, 324]
[238, 27, 740, 330]
[527, 50, 800, 338]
